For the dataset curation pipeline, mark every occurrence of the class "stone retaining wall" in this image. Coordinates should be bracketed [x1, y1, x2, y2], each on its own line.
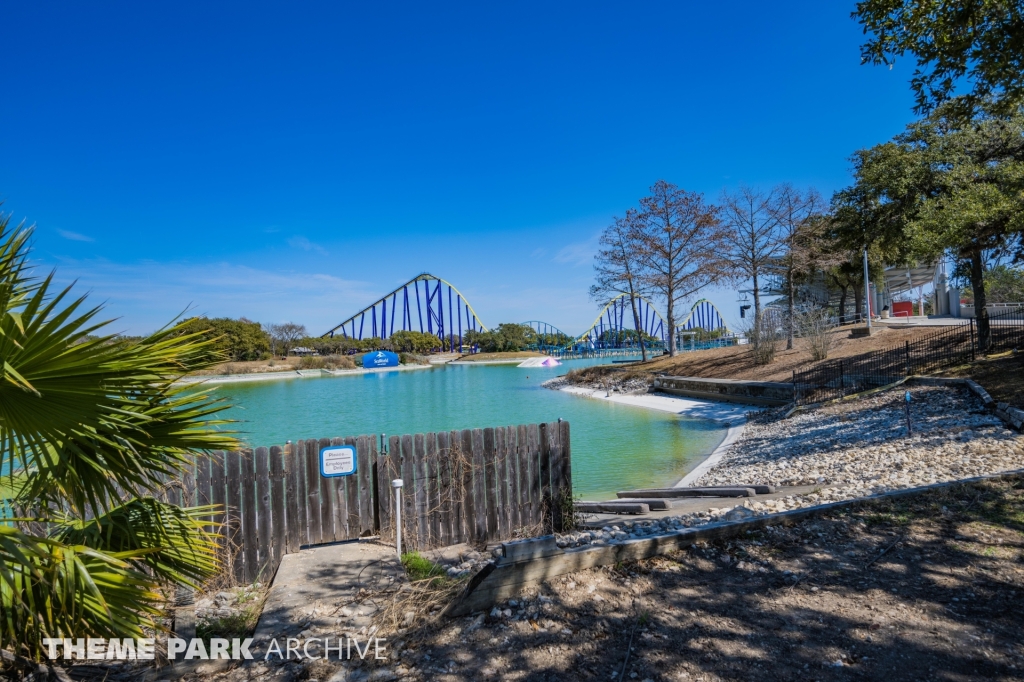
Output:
[652, 376, 793, 406]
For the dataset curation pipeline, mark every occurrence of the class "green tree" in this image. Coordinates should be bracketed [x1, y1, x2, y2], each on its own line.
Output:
[832, 102, 1024, 347]
[177, 316, 270, 361]
[464, 324, 535, 352]
[0, 215, 237, 669]
[855, 0, 1024, 117]
[961, 263, 1024, 303]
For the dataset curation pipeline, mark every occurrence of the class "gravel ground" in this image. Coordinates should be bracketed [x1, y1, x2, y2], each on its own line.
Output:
[217, 477, 1024, 681]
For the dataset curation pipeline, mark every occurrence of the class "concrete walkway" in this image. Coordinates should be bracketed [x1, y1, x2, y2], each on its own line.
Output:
[250, 539, 405, 656]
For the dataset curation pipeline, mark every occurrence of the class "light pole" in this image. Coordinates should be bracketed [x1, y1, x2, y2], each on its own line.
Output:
[863, 247, 872, 330]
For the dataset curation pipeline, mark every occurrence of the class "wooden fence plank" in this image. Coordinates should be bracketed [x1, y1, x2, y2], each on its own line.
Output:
[425, 432, 441, 547]
[285, 442, 303, 553]
[459, 430, 475, 545]
[559, 419, 573, 505]
[471, 429, 487, 542]
[358, 436, 374, 536]
[240, 449, 259, 583]
[224, 450, 244, 582]
[436, 431, 452, 548]
[316, 438, 334, 542]
[516, 425, 530, 532]
[482, 428, 498, 542]
[332, 437, 351, 541]
[400, 434, 416, 549]
[210, 452, 226, 559]
[304, 440, 323, 546]
[548, 422, 565, 533]
[378, 436, 401, 544]
[526, 424, 541, 528]
[538, 423, 552, 533]
[347, 437, 363, 539]
[269, 445, 286, 574]
[449, 430, 464, 544]
[413, 434, 429, 548]
[195, 453, 212, 519]
[255, 447, 272, 581]
[370, 436, 381, 537]
[504, 426, 520, 534]
[494, 427, 510, 541]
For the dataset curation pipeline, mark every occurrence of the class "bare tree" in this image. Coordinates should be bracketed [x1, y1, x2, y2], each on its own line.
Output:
[274, 322, 307, 355]
[769, 185, 832, 350]
[720, 186, 783, 320]
[590, 210, 651, 361]
[633, 180, 731, 356]
[262, 322, 281, 356]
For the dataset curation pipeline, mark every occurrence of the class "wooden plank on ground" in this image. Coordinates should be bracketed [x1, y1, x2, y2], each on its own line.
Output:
[616, 487, 759, 499]
[358, 436, 374, 536]
[471, 429, 487, 542]
[436, 431, 452, 547]
[269, 445, 286, 573]
[304, 440, 322, 545]
[425, 432, 441, 547]
[482, 428, 498, 542]
[400, 434, 416, 549]
[575, 501, 649, 514]
[255, 446, 272, 582]
[285, 442, 303, 553]
[240, 449, 259, 583]
[224, 450, 244, 582]
[316, 438, 334, 542]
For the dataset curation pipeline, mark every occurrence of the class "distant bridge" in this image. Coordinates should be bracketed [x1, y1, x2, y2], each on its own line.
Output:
[322, 274, 730, 351]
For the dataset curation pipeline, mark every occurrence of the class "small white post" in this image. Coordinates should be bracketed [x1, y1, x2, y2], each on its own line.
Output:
[392, 479, 404, 557]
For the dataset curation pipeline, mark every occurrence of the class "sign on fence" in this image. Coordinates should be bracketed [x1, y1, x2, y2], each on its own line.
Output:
[320, 445, 357, 477]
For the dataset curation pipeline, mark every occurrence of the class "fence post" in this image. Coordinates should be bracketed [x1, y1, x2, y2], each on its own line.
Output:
[904, 340, 911, 377]
[839, 360, 844, 396]
[392, 478, 404, 557]
[792, 370, 797, 404]
[969, 318, 977, 361]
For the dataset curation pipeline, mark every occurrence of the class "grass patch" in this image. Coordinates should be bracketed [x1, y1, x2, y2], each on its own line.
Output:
[401, 552, 448, 583]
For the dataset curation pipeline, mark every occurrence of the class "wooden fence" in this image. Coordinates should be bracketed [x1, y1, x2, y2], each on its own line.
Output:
[170, 420, 571, 584]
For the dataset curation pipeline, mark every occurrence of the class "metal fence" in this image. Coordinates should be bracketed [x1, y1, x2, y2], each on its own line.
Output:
[793, 309, 1023, 405]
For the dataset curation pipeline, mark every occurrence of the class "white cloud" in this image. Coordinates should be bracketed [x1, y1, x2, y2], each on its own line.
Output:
[287, 236, 329, 255]
[553, 234, 599, 267]
[57, 229, 94, 242]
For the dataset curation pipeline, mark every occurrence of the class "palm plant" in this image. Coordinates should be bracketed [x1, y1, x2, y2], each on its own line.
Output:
[0, 212, 240, 667]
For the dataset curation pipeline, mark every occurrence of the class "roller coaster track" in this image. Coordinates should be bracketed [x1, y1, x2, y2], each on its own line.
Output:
[322, 275, 729, 352]
[574, 293, 669, 346]
[322, 273, 488, 341]
[677, 298, 730, 334]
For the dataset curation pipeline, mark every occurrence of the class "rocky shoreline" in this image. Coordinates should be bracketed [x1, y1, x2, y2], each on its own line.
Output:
[552, 385, 1024, 549]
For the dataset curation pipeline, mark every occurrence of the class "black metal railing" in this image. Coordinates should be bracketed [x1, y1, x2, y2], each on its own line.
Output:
[793, 309, 1022, 405]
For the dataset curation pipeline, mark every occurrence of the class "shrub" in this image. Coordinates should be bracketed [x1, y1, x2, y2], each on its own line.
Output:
[743, 313, 782, 365]
[796, 306, 838, 361]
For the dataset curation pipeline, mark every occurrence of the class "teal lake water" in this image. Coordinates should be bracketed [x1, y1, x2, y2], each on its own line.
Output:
[215, 358, 726, 500]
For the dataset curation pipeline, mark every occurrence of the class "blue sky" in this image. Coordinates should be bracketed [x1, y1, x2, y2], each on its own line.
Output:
[1, 2, 917, 336]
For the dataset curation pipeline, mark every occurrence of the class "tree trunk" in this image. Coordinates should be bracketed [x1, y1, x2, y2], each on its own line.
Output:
[786, 269, 795, 350]
[752, 271, 761, 320]
[838, 286, 848, 325]
[627, 291, 647, 362]
[969, 248, 990, 352]
[667, 297, 676, 357]
[853, 283, 863, 325]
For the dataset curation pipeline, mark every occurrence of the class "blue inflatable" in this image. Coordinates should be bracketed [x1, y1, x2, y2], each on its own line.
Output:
[362, 350, 400, 368]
